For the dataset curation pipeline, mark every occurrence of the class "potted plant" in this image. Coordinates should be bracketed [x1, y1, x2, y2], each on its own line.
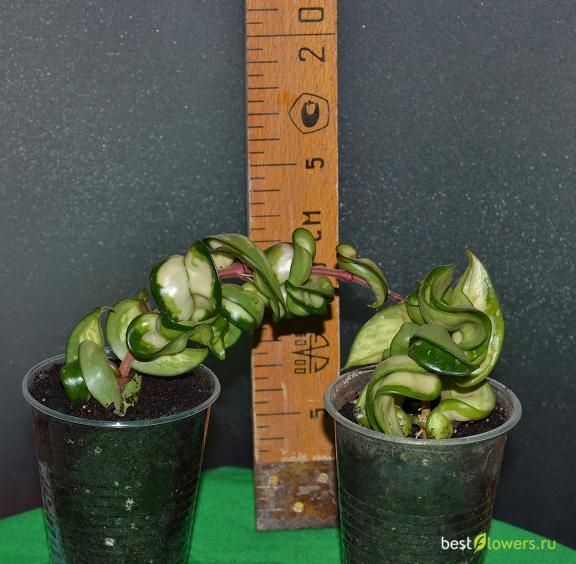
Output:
[324, 251, 521, 563]
[23, 228, 389, 563]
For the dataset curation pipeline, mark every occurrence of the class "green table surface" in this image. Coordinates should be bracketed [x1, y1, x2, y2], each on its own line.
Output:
[0, 466, 572, 563]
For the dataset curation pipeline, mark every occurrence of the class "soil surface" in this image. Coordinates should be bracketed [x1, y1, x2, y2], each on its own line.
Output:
[339, 397, 507, 439]
[29, 362, 213, 422]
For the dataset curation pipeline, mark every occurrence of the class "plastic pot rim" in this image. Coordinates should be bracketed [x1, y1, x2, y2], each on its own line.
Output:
[22, 352, 221, 429]
[324, 366, 521, 447]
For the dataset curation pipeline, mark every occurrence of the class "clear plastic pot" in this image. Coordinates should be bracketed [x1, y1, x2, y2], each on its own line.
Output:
[324, 366, 521, 564]
[23, 353, 220, 564]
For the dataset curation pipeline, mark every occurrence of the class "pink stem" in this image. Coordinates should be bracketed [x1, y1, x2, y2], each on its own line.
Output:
[117, 301, 150, 388]
[118, 351, 134, 390]
[117, 262, 404, 386]
[218, 263, 405, 303]
[218, 261, 252, 279]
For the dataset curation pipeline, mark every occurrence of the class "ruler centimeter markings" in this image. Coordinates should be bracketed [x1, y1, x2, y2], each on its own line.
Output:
[245, 0, 339, 531]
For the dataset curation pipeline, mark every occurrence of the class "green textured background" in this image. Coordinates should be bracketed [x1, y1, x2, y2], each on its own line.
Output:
[0, 0, 574, 549]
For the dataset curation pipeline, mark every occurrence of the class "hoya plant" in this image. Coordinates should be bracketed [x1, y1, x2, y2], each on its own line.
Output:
[60, 228, 392, 415]
[60, 227, 502, 439]
[346, 250, 504, 439]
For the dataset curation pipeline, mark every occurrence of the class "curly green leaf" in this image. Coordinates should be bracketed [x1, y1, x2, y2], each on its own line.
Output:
[106, 298, 208, 376]
[126, 312, 190, 361]
[337, 242, 388, 308]
[452, 251, 504, 386]
[426, 380, 496, 438]
[221, 284, 266, 333]
[206, 233, 285, 321]
[366, 355, 442, 435]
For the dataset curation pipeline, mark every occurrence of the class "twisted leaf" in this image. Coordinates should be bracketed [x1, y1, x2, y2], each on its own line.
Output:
[205, 233, 285, 321]
[265, 243, 294, 285]
[405, 290, 424, 324]
[453, 251, 504, 386]
[150, 241, 221, 326]
[288, 228, 315, 286]
[365, 355, 442, 436]
[126, 312, 190, 361]
[337, 243, 388, 307]
[389, 321, 419, 356]
[426, 380, 496, 438]
[221, 283, 266, 333]
[106, 298, 208, 376]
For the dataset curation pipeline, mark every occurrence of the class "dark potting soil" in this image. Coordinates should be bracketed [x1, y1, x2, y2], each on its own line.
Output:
[338, 398, 508, 439]
[29, 362, 213, 422]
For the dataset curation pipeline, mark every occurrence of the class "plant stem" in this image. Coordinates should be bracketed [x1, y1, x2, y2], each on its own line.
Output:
[117, 261, 404, 384]
[310, 267, 405, 303]
[218, 262, 253, 281]
[218, 263, 405, 303]
[118, 351, 134, 390]
[117, 300, 149, 388]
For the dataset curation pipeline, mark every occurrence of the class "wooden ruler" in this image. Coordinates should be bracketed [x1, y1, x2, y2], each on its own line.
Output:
[245, 0, 339, 530]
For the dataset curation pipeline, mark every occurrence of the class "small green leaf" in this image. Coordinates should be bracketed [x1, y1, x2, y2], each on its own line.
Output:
[353, 386, 371, 428]
[408, 324, 475, 376]
[285, 276, 335, 317]
[59, 360, 91, 402]
[344, 303, 410, 368]
[288, 228, 315, 286]
[133, 349, 208, 377]
[65, 307, 108, 364]
[395, 405, 412, 437]
[223, 322, 242, 349]
[426, 411, 453, 439]
[371, 393, 402, 436]
[405, 290, 425, 324]
[337, 242, 388, 308]
[420, 263, 492, 349]
[365, 355, 442, 435]
[119, 373, 143, 415]
[389, 322, 419, 356]
[122, 373, 142, 400]
[440, 379, 496, 416]
[150, 242, 221, 325]
[78, 341, 122, 413]
[409, 339, 475, 376]
[426, 380, 496, 438]
[208, 316, 229, 360]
